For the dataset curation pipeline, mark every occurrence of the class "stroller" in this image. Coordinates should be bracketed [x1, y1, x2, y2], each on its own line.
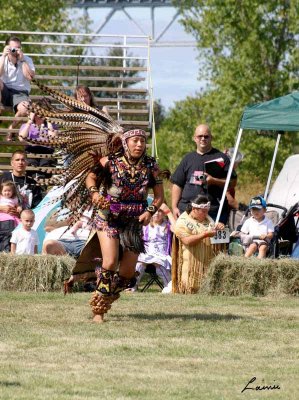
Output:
[229, 202, 299, 258]
[271, 202, 299, 258]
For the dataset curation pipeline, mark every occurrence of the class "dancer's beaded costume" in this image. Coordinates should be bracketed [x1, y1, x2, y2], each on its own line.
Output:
[30, 81, 163, 320]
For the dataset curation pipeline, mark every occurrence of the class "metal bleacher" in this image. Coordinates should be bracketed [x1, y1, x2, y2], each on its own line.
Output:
[0, 30, 154, 173]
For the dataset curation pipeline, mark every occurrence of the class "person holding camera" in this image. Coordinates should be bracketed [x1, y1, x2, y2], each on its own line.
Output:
[0, 36, 35, 141]
[171, 124, 237, 224]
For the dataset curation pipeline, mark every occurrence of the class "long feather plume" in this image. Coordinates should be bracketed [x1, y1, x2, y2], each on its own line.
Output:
[29, 81, 124, 226]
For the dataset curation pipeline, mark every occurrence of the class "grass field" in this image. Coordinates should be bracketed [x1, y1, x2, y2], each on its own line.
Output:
[0, 290, 298, 400]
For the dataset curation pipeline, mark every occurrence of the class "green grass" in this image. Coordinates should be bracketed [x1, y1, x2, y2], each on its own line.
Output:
[0, 291, 298, 400]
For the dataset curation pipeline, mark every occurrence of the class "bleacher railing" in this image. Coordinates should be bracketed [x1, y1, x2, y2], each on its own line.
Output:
[0, 30, 154, 171]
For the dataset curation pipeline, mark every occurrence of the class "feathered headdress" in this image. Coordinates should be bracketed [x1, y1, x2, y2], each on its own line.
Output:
[28, 81, 125, 225]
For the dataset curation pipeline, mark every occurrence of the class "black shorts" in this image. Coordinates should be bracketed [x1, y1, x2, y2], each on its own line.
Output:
[1, 84, 29, 111]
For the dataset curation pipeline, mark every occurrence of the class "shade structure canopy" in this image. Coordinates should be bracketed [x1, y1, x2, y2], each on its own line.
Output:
[215, 91, 299, 224]
[240, 91, 299, 132]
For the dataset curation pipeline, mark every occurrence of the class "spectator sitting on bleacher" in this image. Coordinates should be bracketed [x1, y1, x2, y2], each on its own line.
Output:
[75, 85, 96, 107]
[75, 85, 109, 114]
[0, 36, 35, 141]
[18, 109, 58, 176]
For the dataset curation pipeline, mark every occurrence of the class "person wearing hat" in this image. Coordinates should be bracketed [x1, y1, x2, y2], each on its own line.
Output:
[240, 196, 274, 258]
[84, 128, 164, 322]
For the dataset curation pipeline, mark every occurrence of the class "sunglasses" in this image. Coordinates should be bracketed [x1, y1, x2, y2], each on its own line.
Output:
[195, 135, 210, 139]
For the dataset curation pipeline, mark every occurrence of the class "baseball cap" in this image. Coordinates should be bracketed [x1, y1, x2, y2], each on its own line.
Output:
[249, 196, 267, 209]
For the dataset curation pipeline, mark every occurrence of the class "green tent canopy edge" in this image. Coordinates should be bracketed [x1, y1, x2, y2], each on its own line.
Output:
[240, 91, 299, 132]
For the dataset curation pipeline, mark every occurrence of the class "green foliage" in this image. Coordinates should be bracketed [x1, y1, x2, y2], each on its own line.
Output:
[160, 0, 299, 182]
[0, 0, 71, 32]
[156, 96, 203, 172]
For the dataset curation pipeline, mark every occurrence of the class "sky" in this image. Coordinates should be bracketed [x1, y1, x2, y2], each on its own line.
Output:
[72, 5, 202, 110]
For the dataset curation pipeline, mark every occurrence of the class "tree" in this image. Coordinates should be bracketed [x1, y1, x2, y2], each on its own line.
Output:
[0, 0, 71, 32]
[159, 0, 299, 183]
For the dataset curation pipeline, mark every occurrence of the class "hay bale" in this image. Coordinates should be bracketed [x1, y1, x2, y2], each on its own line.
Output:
[201, 254, 299, 296]
[0, 253, 75, 292]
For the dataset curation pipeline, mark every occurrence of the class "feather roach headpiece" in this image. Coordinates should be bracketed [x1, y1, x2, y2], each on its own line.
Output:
[28, 81, 127, 225]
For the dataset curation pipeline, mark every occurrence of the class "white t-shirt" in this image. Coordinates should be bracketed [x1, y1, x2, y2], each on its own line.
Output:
[241, 216, 274, 237]
[1, 55, 35, 92]
[10, 227, 39, 255]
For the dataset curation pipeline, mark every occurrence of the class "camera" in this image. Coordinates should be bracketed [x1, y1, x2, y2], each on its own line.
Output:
[196, 174, 206, 181]
[10, 48, 18, 53]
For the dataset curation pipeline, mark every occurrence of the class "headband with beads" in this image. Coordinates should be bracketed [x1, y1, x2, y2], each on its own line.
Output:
[122, 128, 146, 144]
[191, 201, 211, 209]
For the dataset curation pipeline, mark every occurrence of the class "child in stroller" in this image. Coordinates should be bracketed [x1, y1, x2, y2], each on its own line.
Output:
[238, 196, 274, 258]
[230, 196, 274, 258]
[230, 197, 299, 258]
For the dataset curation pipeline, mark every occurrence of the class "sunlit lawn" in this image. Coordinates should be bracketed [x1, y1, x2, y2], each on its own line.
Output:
[0, 291, 298, 400]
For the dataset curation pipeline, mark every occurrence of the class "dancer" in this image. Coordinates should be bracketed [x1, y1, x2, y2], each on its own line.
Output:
[86, 128, 164, 322]
[28, 82, 165, 322]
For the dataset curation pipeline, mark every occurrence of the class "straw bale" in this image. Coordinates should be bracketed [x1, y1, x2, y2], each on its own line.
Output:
[201, 254, 299, 296]
[0, 253, 75, 292]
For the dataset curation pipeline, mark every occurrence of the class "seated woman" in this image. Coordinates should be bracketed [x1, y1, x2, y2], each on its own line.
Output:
[172, 194, 225, 294]
[129, 203, 175, 291]
[74, 85, 109, 114]
[18, 109, 58, 177]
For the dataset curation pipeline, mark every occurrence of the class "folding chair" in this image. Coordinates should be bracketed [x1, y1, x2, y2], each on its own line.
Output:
[140, 264, 164, 292]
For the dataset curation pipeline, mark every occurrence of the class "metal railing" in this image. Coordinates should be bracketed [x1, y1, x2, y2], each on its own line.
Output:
[0, 30, 155, 172]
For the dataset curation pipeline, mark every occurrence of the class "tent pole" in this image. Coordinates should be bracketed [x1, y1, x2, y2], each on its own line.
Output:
[264, 132, 282, 200]
[215, 128, 243, 225]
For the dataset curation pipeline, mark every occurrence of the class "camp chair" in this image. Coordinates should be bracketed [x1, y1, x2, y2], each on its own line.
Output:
[140, 264, 164, 292]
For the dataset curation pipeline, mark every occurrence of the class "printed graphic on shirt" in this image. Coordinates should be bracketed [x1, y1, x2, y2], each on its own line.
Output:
[189, 170, 205, 185]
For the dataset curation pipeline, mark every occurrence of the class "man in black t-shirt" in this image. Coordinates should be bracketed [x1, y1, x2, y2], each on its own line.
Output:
[171, 124, 237, 224]
[0, 150, 43, 251]
[0, 150, 43, 209]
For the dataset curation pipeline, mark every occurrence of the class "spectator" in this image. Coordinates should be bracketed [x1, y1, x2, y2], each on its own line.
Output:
[172, 195, 225, 294]
[42, 215, 90, 258]
[0, 181, 22, 252]
[240, 196, 274, 259]
[0, 150, 43, 209]
[18, 109, 58, 175]
[0, 36, 35, 141]
[75, 85, 96, 107]
[128, 203, 175, 291]
[74, 85, 109, 114]
[10, 209, 38, 255]
[63, 86, 110, 168]
[171, 124, 237, 224]
[0, 151, 42, 249]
